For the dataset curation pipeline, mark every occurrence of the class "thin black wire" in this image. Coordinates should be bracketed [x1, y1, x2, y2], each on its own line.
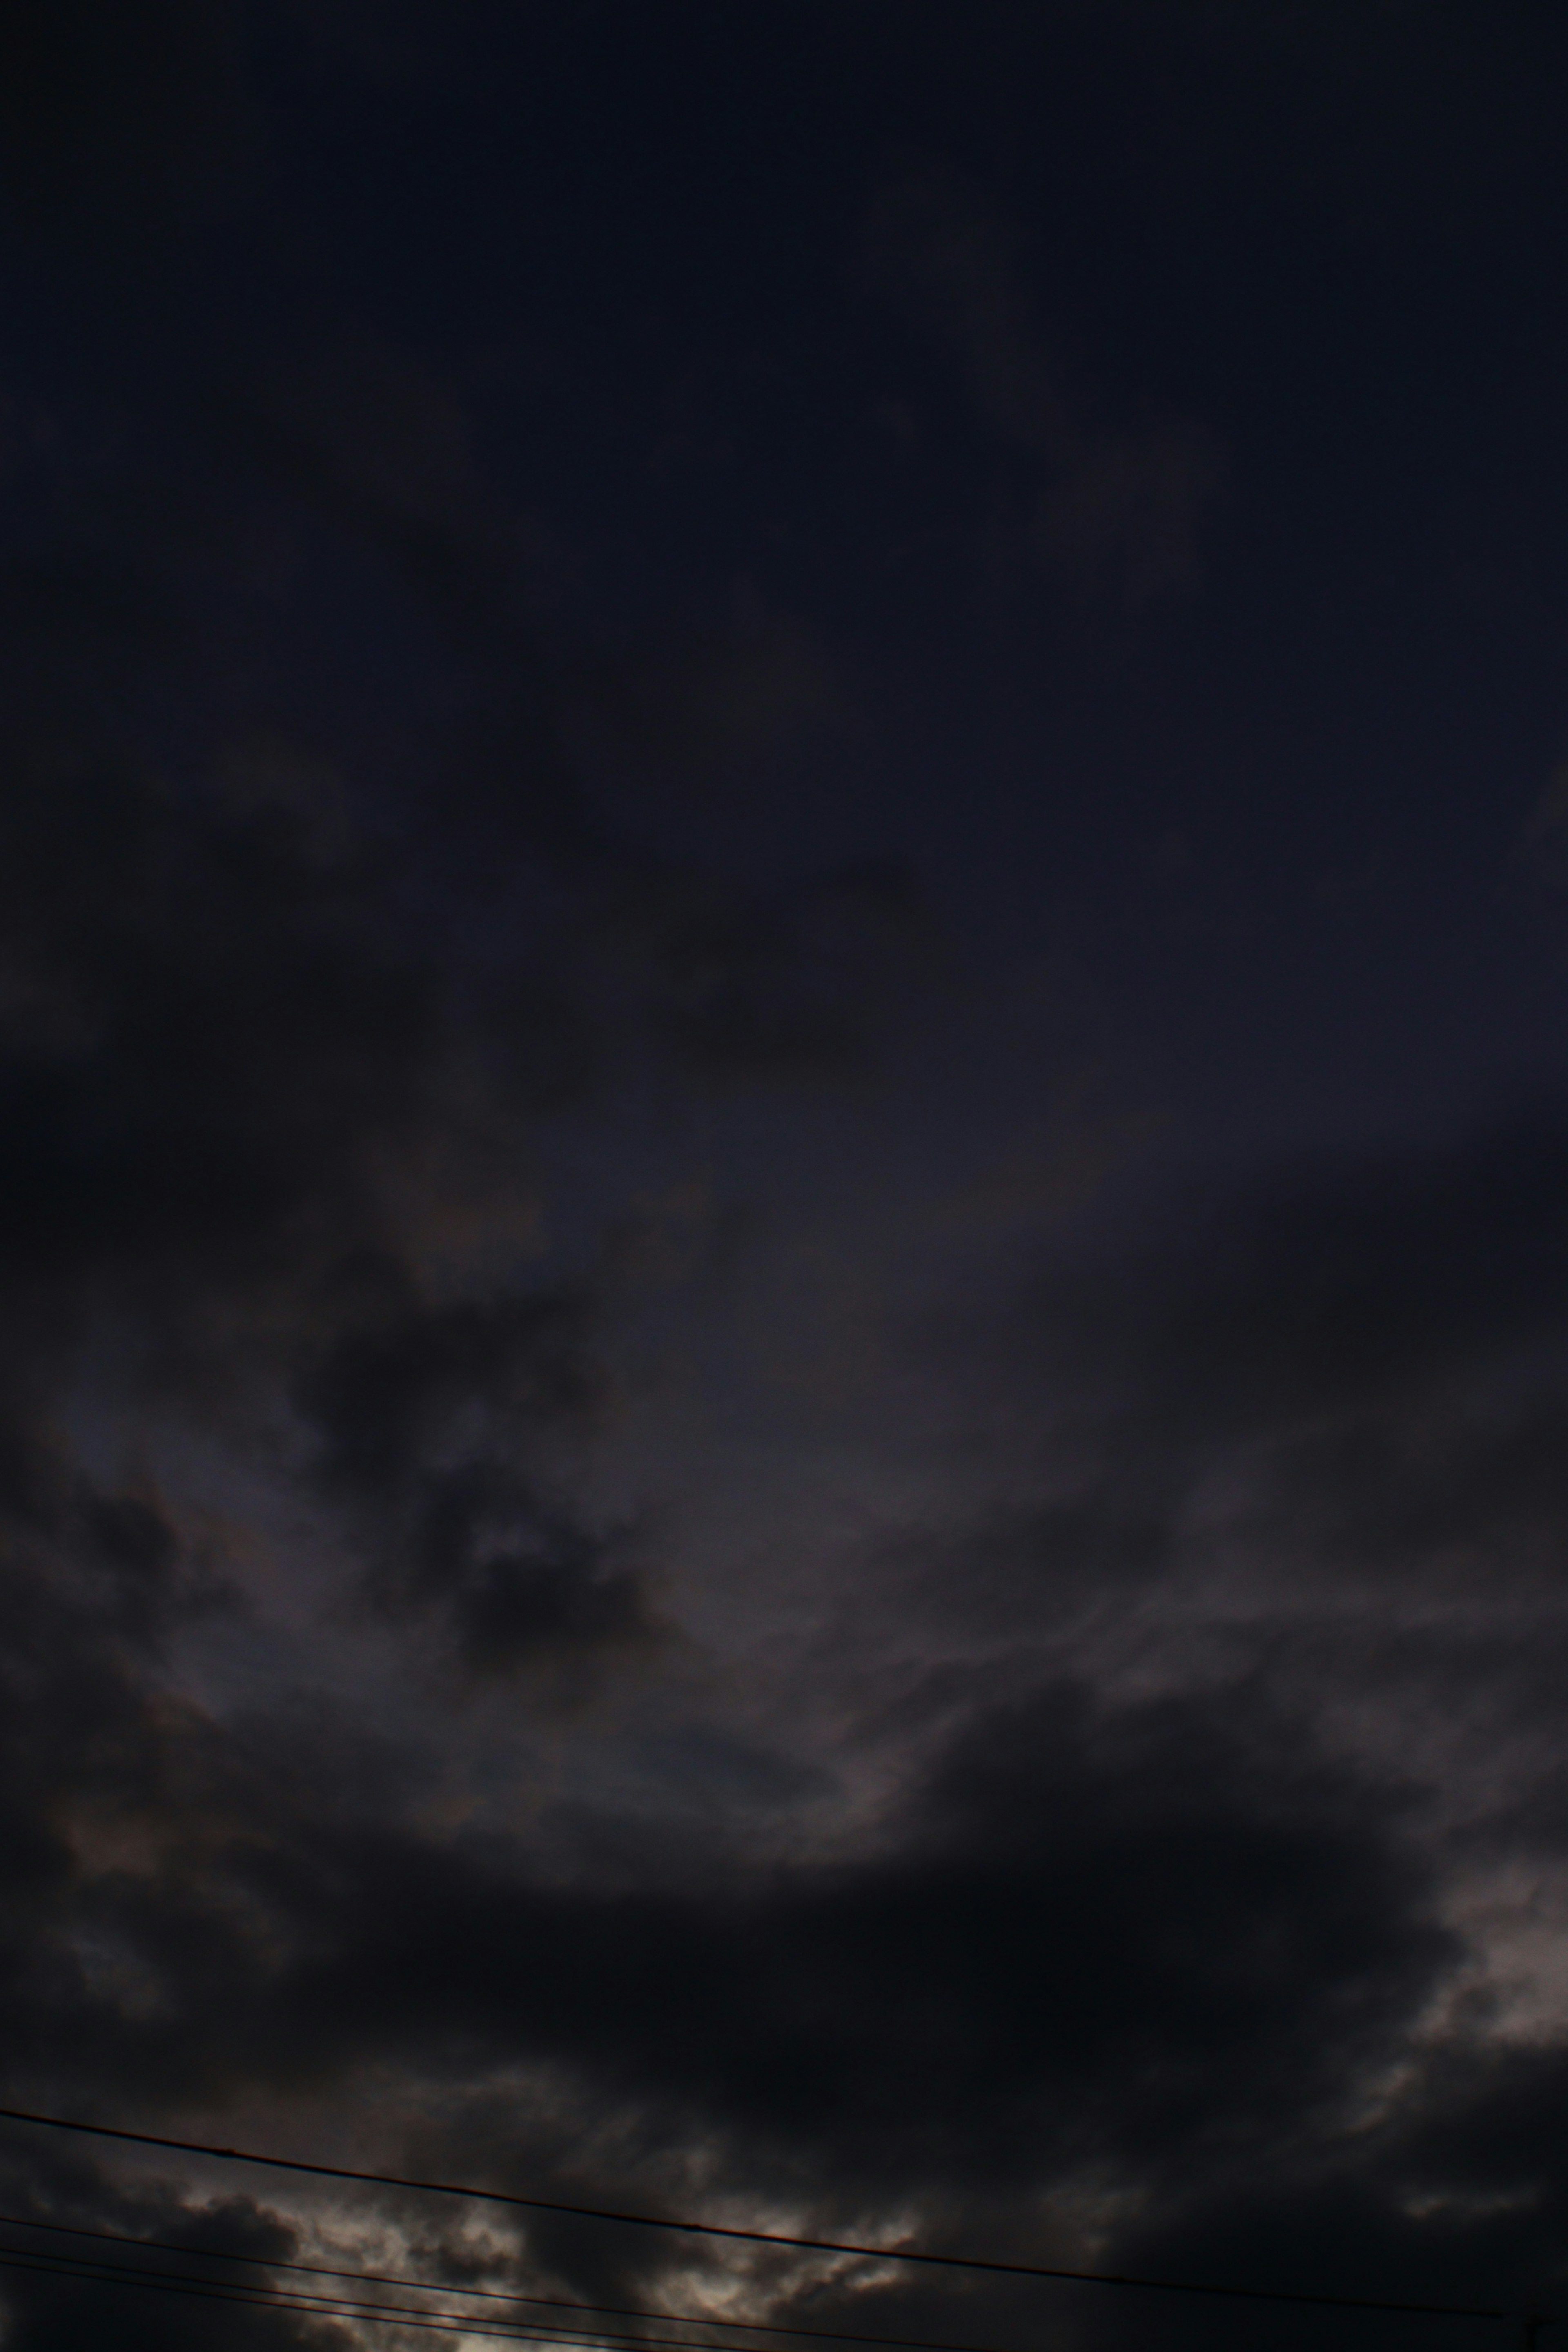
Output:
[0, 2238, 1038, 2352]
[2, 2242, 845, 2346]
[0, 2248, 710, 2350]
[0, 2208, 1082, 2352]
[0, 2104, 1513, 2322]
[0, 2245, 623, 2340]
[0, 2244, 457, 2326]
[0, 2220, 710, 2352]
[0, 2221, 964, 2352]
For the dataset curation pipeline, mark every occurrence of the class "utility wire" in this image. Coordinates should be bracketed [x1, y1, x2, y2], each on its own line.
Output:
[0, 2208, 1104, 2352]
[0, 2240, 1045, 2352]
[0, 2246, 638, 2341]
[0, 2250, 734, 2352]
[0, 2221, 971, 2352]
[4, 2242, 850, 2346]
[0, 2243, 1013, 2352]
[0, 2104, 1513, 2322]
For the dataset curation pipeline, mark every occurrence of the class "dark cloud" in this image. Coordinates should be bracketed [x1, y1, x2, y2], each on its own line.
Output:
[1, 9, 1568, 2352]
[0, 36, 944, 2343]
[5, 647, 1562, 2341]
[759, 1118, 1568, 2341]
[294, 1265, 662, 1678]
[0, 1613, 1455, 2243]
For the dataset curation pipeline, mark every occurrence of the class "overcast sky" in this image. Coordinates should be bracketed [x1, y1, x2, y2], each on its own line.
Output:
[4, 5, 1568, 2348]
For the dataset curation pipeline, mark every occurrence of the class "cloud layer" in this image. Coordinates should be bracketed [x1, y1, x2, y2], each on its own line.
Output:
[2, 7, 1568, 2352]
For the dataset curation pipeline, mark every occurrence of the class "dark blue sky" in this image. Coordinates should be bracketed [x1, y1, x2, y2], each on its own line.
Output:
[18, 0, 1568, 1167]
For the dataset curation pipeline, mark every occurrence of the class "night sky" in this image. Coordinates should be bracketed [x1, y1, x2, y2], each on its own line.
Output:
[4, 5, 1568, 2348]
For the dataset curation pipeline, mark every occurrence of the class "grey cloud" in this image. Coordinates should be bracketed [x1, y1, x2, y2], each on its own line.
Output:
[294, 1265, 663, 1679]
[776, 1113, 1568, 2334]
[0, 186, 930, 2352]
[0, 1643, 1452, 2180]
[4, 13, 1568, 2352]
[0, 1096, 1562, 2335]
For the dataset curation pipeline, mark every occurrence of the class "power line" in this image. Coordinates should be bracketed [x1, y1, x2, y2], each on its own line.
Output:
[0, 2249, 737, 2352]
[0, 2212, 1035, 2352]
[0, 2242, 1534, 2352]
[0, 2208, 1118, 2352]
[3, 2237, 1100, 2352]
[0, 2247, 632, 2341]
[4, 2239, 831, 2346]
[0, 2104, 1513, 2323]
